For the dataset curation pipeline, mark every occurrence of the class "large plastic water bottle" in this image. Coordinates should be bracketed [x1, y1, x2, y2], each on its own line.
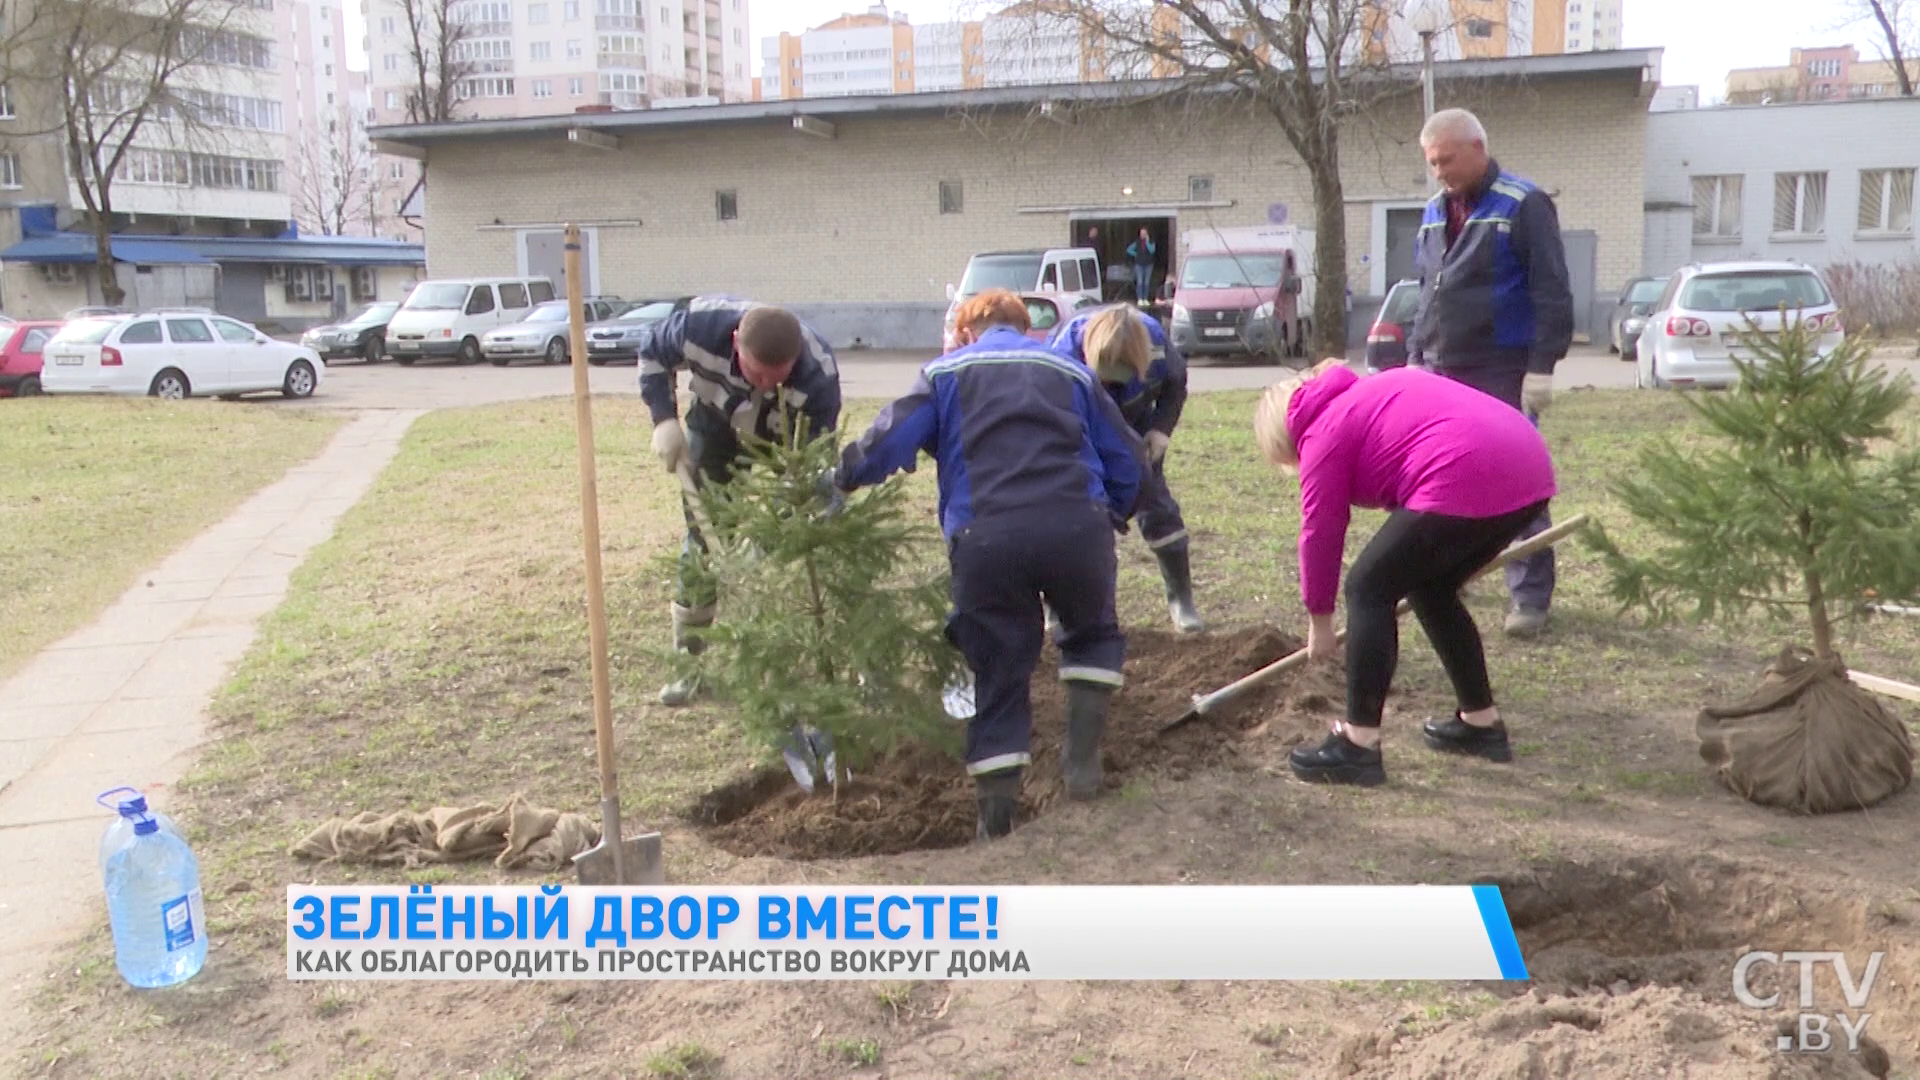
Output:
[100, 805, 207, 988]
[96, 787, 184, 873]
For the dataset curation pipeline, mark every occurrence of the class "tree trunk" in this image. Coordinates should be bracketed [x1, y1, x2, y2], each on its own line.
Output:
[89, 215, 124, 307]
[1806, 566, 1835, 660]
[1306, 132, 1349, 360]
[1867, 0, 1916, 96]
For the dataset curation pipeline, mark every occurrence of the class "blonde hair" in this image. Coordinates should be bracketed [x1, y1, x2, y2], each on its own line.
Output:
[1081, 305, 1151, 381]
[1252, 358, 1347, 469]
[954, 288, 1030, 341]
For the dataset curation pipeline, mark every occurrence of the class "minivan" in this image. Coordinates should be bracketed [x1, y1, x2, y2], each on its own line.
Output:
[387, 277, 556, 365]
[943, 248, 1101, 350]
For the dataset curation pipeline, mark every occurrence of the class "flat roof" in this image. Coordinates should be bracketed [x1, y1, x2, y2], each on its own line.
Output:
[0, 232, 425, 267]
[371, 48, 1664, 151]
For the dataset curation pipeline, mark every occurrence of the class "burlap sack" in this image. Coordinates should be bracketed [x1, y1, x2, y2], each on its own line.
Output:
[1697, 648, 1915, 814]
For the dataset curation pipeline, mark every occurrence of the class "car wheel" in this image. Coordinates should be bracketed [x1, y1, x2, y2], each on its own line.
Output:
[363, 334, 384, 363]
[282, 359, 317, 399]
[458, 337, 481, 365]
[545, 337, 567, 365]
[17, 375, 40, 397]
[149, 369, 190, 399]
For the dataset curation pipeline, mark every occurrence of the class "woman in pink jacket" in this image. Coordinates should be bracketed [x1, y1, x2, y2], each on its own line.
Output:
[1252, 360, 1556, 787]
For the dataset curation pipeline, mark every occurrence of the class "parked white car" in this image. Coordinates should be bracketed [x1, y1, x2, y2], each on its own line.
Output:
[387, 276, 555, 365]
[39, 313, 325, 400]
[1637, 261, 1843, 390]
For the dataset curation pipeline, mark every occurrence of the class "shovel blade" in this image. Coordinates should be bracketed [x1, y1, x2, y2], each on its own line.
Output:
[572, 831, 665, 885]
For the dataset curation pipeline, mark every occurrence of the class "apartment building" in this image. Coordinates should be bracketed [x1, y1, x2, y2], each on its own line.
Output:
[0, 0, 294, 240]
[362, 0, 753, 120]
[1726, 46, 1916, 105]
[764, 1, 1624, 101]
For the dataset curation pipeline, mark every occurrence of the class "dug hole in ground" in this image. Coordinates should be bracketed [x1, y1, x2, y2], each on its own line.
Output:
[17, 392, 1920, 1080]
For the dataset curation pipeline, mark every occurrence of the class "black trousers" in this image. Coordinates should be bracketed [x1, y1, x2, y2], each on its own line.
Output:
[1342, 501, 1549, 728]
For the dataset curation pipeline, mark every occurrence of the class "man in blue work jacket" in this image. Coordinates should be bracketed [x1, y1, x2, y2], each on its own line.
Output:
[639, 297, 842, 706]
[1407, 107, 1574, 638]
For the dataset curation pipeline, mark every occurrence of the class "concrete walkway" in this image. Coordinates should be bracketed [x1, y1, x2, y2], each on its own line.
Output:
[0, 409, 421, 1055]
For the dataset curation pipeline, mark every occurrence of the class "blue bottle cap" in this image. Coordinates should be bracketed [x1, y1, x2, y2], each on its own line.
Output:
[132, 814, 159, 836]
[96, 786, 149, 816]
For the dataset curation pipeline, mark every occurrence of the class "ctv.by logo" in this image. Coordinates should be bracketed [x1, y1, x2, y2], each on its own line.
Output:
[1732, 950, 1885, 1053]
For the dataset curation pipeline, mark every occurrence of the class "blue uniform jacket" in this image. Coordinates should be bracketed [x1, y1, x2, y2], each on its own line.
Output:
[637, 296, 841, 442]
[832, 327, 1144, 540]
[1408, 159, 1575, 377]
[1050, 307, 1188, 437]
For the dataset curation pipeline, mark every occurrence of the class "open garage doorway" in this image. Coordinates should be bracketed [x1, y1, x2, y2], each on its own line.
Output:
[1070, 214, 1176, 305]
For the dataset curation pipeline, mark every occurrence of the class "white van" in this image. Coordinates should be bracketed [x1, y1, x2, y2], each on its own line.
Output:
[942, 248, 1101, 349]
[387, 277, 556, 365]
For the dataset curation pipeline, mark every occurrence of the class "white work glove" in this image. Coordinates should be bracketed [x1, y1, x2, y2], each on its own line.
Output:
[651, 418, 689, 476]
[1144, 430, 1170, 464]
[1522, 373, 1554, 417]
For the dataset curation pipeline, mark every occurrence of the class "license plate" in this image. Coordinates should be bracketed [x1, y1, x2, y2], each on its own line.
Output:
[54, 354, 82, 365]
[589, 343, 619, 351]
[393, 341, 418, 350]
[1203, 328, 1235, 338]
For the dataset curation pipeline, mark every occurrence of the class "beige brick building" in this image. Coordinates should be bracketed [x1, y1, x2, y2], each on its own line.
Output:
[374, 48, 1660, 346]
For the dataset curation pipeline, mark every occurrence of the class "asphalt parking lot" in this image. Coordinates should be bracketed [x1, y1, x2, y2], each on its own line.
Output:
[284, 344, 1677, 411]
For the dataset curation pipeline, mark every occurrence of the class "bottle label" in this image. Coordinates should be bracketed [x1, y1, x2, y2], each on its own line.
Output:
[162, 892, 198, 951]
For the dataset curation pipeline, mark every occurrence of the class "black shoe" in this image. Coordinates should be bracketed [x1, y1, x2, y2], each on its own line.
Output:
[1288, 732, 1386, 787]
[1063, 683, 1113, 800]
[974, 769, 1022, 840]
[1422, 714, 1514, 763]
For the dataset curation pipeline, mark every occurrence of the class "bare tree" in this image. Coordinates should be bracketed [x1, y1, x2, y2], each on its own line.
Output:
[1011, 0, 1433, 357]
[1851, 0, 1917, 96]
[292, 109, 375, 236]
[3, 0, 247, 305]
[399, 0, 474, 123]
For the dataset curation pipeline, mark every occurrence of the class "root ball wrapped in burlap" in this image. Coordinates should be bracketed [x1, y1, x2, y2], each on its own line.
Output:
[1697, 649, 1915, 815]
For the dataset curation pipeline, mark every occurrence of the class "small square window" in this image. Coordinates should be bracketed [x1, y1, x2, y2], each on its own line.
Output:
[1188, 175, 1214, 202]
[716, 189, 738, 221]
[939, 180, 963, 214]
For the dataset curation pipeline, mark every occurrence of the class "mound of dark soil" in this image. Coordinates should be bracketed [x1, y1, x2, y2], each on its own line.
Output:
[688, 625, 1304, 860]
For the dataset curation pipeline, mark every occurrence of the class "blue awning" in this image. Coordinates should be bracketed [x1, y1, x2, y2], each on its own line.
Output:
[0, 234, 211, 265]
[176, 235, 426, 267]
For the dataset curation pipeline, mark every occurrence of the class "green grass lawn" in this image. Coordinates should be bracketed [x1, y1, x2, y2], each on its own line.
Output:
[0, 399, 346, 676]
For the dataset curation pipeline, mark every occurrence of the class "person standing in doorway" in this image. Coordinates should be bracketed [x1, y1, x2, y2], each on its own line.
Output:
[1126, 227, 1157, 306]
[1407, 107, 1573, 639]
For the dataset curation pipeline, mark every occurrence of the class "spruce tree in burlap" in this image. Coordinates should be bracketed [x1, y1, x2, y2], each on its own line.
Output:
[663, 410, 967, 798]
[1587, 312, 1920, 813]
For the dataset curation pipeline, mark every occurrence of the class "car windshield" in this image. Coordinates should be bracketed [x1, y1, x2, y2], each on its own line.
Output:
[959, 254, 1043, 296]
[1625, 279, 1667, 304]
[403, 283, 470, 310]
[346, 302, 399, 325]
[51, 319, 119, 345]
[1381, 282, 1421, 323]
[616, 301, 675, 321]
[1180, 254, 1289, 289]
[1680, 271, 1832, 313]
[524, 302, 570, 322]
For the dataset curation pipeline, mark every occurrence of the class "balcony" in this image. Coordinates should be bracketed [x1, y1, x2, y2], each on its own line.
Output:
[595, 14, 636, 28]
[597, 52, 646, 70]
[465, 20, 511, 36]
[600, 90, 646, 109]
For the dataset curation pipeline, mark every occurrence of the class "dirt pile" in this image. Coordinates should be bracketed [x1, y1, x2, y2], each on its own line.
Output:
[1348, 985, 1885, 1080]
[688, 625, 1306, 860]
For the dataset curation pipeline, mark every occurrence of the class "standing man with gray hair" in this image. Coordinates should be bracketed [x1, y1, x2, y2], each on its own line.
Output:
[1407, 107, 1573, 638]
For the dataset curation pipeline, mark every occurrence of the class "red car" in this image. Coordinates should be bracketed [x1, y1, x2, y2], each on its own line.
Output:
[0, 320, 62, 398]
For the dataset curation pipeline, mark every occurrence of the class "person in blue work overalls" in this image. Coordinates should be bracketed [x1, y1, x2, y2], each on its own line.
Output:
[826, 289, 1146, 840]
[1050, 304, 1204, 635]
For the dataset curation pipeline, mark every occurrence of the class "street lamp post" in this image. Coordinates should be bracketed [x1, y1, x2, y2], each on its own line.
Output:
[1408, 0, 1445, 194]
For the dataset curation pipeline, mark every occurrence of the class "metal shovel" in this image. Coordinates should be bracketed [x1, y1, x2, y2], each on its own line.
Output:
[1158, 514, 1590, 736]
[559, 223, 664, 886]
